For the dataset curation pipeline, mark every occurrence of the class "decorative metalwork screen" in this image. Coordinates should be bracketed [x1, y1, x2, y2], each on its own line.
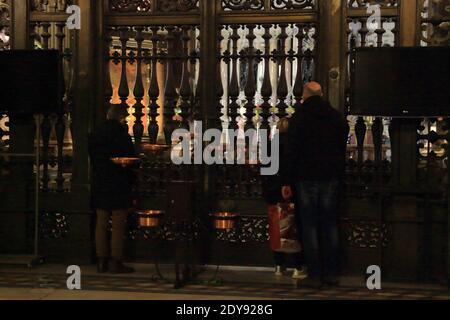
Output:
[103, 0, 318, 245]
[345, 0, 399, 197]
[0, 0, 446, 278]
[109, 0, 200, 13]
[28, 2, 75, 193]
[416, 0, 450, 194]
[221, 0, 316, 11]
[342, 0, 400, 253]
[31, 0, 74, 12]
[0, 0, 11, 159]
[215, 22, 317, 199]
[0, 0, 10, 50]
[348, 0, 398, 8]
[419, 0, 450, 47]
[107, 25, 201, 145]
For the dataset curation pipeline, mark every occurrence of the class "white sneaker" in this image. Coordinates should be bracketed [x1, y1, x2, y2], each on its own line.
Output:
[292, 267, 308, 279]
[275, 266, 285, 276]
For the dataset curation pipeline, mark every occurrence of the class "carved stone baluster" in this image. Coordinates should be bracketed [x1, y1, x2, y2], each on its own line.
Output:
[303, 47, 314, 83]
[58, 0, 67, 12]
[186, 26, 199, 125]
[372, 117, 383, 170]
[163, 26, 177, 145]
[41, 114, 51, 192]
[41, 22, 51, 49]
[293, 24, 305, 110]
[391, 18, 398, 45]
[39, 22, 52, 191]
[355, 117, 367, 172]
[193, 52, 202, 122]
[55, 22, 66, 192]
[105, 27, 113, 111]
[346, 18, 352, 50]
[54, 117, 65, 192]
[227, 25, 240, 131]
[359, 18, 368, 47]
[309, 23, 317, 74]
[32, 0, 45, 12]
[276, 23, 289, 118]
[244, 24, 256, 132]
[133, 26, 145, 148]
[350, 32, 357, 50]
[148, 26, 161, 144]
[260, 24, 273, 131]
[375, 18, 386, 47]
[346, 32, 357, 113]
[29, 22, 39, 48]
[216, 27, 225, 130]
[50, 0, 57, 12]
[118, 27, 130, 117]
[179, 25, 193, 130]
[345, 19, 353, 98]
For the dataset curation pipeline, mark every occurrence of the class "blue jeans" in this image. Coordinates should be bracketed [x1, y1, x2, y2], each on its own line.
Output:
[296, 181, 340, 279]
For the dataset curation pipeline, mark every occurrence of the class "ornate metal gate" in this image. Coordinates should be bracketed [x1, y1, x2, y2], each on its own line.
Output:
[1, 0, 449, 284]
[100, 0, 320, 267]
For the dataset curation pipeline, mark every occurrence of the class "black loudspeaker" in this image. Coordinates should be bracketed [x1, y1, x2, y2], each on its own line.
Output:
[0, 50, 61, 116]
[350, 47, 450, 117]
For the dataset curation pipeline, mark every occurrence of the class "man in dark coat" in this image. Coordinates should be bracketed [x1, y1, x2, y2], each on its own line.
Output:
[88, 106, 137, 274]
[281, 82, 349, 289]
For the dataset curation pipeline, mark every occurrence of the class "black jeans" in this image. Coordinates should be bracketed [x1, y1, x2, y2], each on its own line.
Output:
[296, 180, 340, 279]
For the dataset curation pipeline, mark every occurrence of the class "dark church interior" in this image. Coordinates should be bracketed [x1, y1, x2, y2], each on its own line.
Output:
[0, 0, 450, 301]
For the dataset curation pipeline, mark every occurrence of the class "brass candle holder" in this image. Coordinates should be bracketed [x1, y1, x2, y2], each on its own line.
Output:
[210, 212, 239, 230]
[136, 210, 165, 228]
[110, 157, 141, 167]
[141, 144, 170, 154]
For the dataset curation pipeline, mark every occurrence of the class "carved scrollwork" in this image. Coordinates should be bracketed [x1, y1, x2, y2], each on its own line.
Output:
[0, 0, 9, 25]
[157, 0, 199, 12]
[109, 0, 152, 13]
[0, 0, 10, 50]
[215, 217, 268, 243]
[221, 0, 265, 11]
[128, 217, 201, 242]
[416, 118, 448, 193]
[31, 0, 73, 12]
[346, 220, 389, 248]
[418, 1, 448, 190]
[39, 212, 69, 240]
[271, 0, 315, 10]
[419, 0, 450, 46]
[348, 0, 398, 8]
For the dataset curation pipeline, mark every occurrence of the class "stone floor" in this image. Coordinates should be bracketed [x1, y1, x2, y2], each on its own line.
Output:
[0, 263, 449, 300]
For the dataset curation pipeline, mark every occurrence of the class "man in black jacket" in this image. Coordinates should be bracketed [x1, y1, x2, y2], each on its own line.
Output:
[281, 82, 349, 289]
[88, 106, 137, 274]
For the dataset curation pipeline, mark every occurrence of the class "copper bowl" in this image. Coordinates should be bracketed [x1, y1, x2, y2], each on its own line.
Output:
[141, 144, 170, 153]
[111, 157, 141, 166]
[136, 210, 165, 228]
[210, 212, 239, 230]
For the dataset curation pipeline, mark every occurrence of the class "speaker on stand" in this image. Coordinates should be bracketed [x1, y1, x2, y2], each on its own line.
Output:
[0, 50, 61, 268]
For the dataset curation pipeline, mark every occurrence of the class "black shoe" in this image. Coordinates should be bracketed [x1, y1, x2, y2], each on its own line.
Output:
[297, 277, 323, 290]
[97, 258, 108, 274]
[109, 260, 135, 274]
[323, 276, 340, 287]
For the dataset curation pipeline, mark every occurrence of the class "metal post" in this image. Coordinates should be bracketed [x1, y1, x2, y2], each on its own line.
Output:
[34, 114, 41, 257]
[447, 120, 450, 288]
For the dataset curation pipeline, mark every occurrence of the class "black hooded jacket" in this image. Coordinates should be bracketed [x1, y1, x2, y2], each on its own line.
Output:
[88, 120, 137, 210]
[281, 96, 349, 184]
[261, 131, 290, 205]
